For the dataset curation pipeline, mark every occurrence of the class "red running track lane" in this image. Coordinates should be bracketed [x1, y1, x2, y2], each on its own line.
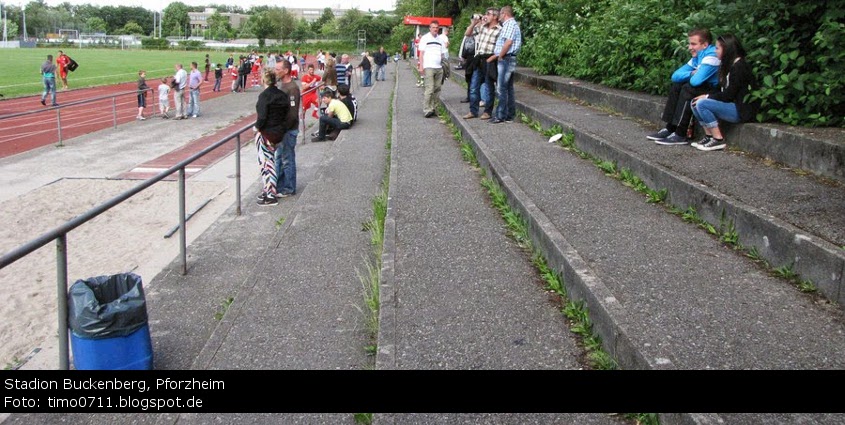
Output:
[0, 80, 232, 159]
[117, 114, 258, 181]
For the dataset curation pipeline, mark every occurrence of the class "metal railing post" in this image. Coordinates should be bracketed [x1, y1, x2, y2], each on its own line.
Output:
[179, 168, 187, 275]
[56, 234, 69, 370]
[235, 134, 242, 216]
[112, 97, 118, 129]
[56, 108, 63, 147]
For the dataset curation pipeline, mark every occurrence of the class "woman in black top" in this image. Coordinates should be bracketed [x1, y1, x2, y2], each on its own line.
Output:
[691, 34, 757, 151]
[255, 70, 290, 206]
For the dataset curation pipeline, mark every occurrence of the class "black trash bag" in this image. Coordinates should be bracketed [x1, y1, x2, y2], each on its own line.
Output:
[68, 273, 148, 339]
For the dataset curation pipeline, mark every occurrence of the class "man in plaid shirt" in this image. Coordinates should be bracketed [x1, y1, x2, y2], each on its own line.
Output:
[487, 5, 522, 123]
[463, 7, 501, 120]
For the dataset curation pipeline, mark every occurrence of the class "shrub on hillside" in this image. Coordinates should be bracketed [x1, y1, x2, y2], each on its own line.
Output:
[512, 0, 845, 127]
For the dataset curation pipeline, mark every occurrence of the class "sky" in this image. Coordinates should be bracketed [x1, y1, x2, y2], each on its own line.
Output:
[41, 0, 397, 13]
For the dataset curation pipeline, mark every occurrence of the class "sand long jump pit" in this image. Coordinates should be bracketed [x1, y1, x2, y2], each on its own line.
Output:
[0, 177, 233, 369]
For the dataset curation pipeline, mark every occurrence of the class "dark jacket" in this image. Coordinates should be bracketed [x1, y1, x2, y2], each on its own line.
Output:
[360, 56, 371, 71]
[373, 51, 388, 66]
[239, 60, 251, 76]
[709, 57, 758, 122]
[255, 85, 290, 144]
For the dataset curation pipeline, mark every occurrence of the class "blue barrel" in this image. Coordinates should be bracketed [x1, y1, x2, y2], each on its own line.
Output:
[71, 324, 153, 370]
[67, 273, 154, 370]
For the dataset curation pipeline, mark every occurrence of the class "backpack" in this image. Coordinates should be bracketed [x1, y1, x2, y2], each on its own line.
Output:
[67, 57, 79, 72]
[461, 36, 475, 60]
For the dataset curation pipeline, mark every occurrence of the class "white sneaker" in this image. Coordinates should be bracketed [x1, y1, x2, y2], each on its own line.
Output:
[192, 115, 198, 118]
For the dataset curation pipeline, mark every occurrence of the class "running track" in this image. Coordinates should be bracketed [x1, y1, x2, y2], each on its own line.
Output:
[0, 80, 232, 159]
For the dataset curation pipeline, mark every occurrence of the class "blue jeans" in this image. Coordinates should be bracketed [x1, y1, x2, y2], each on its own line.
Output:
[692, 98, 741, 129]
[469, 63, 494, 116]
[495, 56, 517, 121]
[213, 77, 221, 92]
[41, 76, 56, 105]
[362, 70, 372, 86]
[187, 88, 200, 116]
[376, 64, 385, 81]
[274, 129, 298, 195]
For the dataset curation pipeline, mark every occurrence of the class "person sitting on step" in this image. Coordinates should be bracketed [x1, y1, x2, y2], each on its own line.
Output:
[312, 90, 353, 142]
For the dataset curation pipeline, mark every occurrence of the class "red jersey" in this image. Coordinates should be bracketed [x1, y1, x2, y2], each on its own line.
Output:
[57, 54, 70, 74]
[301, 73, 321, 91]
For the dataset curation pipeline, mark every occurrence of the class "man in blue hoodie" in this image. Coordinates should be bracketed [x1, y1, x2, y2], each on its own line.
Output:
[648, 28, 720, 145]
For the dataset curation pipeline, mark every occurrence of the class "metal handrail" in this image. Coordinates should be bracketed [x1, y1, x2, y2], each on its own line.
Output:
[0, 121, 254, 370]
[0, 88, 153, 121]
[0, 87, 157, 147]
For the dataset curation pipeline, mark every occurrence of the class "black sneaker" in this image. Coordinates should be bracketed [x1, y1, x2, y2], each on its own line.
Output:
[424, 111, 435, 118]
[691, 136, 712, 149]
[695, 138, 726, 151]
[257, 194, 278, 206]
[647, 128, 672, 141]
[654, 132, 689, 146]
[257, 192, 267, 200]
[40, 99, 46, 106]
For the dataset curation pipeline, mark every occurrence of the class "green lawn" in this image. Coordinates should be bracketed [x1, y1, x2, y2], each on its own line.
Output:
[0, 48, 236, 99]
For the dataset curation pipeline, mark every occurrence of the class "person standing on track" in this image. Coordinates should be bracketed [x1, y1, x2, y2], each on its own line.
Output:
[57, 50, 70, 90]
[213, 63, 223, 92]
[187, 61, 203, 118]
[158, 77, 171, 119]
[204, 54, 211, 82]
[173, 63, 188, 119]
[136, 70, 149, 120]
[39, 54, 58, 107]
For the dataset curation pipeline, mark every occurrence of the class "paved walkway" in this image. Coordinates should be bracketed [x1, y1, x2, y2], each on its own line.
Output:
[6, 58, 845, 425]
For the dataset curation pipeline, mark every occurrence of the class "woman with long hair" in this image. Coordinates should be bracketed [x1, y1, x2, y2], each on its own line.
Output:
[254, 70, 290, 206]
[691, 34, 758, 151]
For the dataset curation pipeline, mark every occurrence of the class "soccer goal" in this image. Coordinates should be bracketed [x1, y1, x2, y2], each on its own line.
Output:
[58, 29, 79, 41]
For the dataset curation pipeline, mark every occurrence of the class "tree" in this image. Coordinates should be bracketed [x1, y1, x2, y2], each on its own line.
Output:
[162, 2, 189, 37]
[206, 10, 231, 41]
[249, 11, 277, 48]
[2, 19, 20, 39]
[289, 18, 313, 44]
[86, 16, 107, 33]
[120, 21, 144, 35]
[311, 7, 334, 33]
[275, 8, 295, 42]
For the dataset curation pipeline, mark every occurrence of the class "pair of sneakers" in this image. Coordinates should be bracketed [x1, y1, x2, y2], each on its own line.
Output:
[648, 128, 688, 146]
[691, 136, 726, 151]
[257, 193, 278, 206]
[649, 128, 726, 150]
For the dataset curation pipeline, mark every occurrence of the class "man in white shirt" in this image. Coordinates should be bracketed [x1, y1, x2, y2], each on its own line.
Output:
[172, 63, 188, 119]
[417, 20, 447, 118]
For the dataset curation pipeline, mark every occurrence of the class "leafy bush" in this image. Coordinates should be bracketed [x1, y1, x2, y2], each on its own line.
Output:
[177, 40, 206, 51]
[141, 37, 169, 50]
[512, 0, 845, 127]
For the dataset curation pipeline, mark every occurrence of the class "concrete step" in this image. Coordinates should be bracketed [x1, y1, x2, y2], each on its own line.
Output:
[452, 67, 845, 308]
[376, 63, 584, 372]
[441, 69, 845, 423]
[511, 68, 845, 184]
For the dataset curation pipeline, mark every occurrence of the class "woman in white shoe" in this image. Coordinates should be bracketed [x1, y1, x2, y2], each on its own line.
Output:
[691, 34, 757, 151]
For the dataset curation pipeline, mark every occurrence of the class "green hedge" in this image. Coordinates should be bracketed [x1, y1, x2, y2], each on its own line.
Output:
[513, 0, 845, 127]
[141, 38, 169, 50]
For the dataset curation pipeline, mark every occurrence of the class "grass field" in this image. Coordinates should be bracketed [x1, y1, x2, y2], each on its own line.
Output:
[0, 48, 236, 99]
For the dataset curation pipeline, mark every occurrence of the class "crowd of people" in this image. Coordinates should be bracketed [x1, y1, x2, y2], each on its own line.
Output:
[34, 4, 759, 217]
